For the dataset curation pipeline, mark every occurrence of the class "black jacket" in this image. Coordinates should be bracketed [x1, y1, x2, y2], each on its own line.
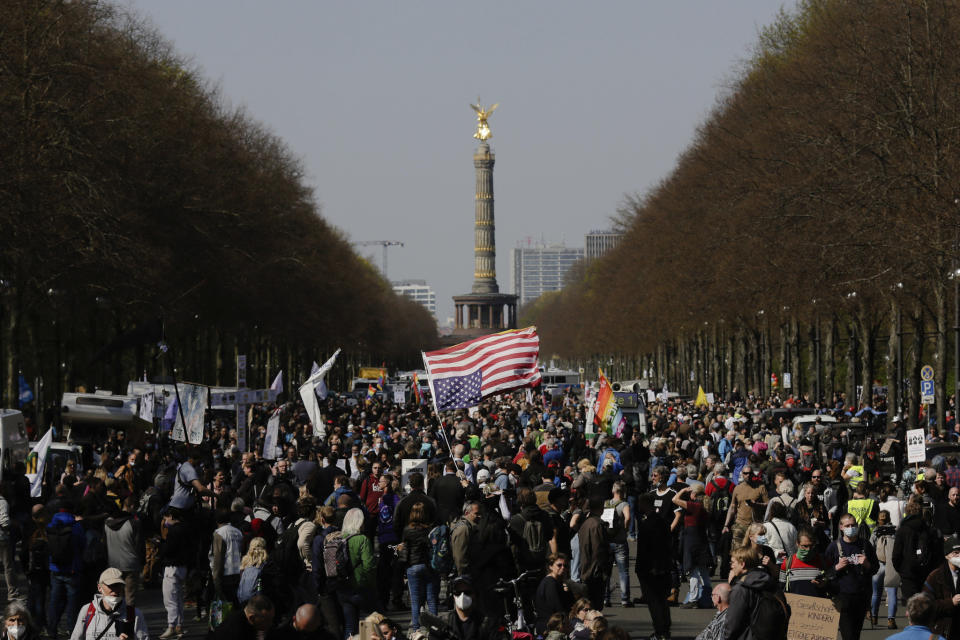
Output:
[429, 474, 465, 525]
[393, 490, 437, 538]
[893, 513, 937, 581]
[401, 524, 432, 567]
[922, 562, 960, 639]
[723, 568, 777, 640]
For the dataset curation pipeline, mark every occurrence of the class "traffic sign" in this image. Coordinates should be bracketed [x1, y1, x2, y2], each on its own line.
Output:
[921, 379, 935, 404]
[921, 365, 934, 381]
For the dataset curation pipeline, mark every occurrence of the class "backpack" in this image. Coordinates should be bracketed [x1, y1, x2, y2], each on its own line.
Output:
[706, 480, 732, 527]
[48, 522, 75, 567]
[917, 525, 938, 573]
[378, 497, 395, 531]
[83, 527, 108, 568]
[237, 565, 263, 604]
[27, 530, 49, 574]
[519, 516, 547, 569]
[322, 531, 353, 582]
[272, 519, 308, 576]
[750, 588, 790, 640]
[428, 524, 453, 575]
[608, 500, 628, 543]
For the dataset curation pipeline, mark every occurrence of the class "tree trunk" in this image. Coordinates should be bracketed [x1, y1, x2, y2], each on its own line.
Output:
[886, 301, 899, 419]
[825, 315, 836, 402]
[936, 285, 948, 430]
[909, 305, 924, 430]
[845, 322, 858, 408]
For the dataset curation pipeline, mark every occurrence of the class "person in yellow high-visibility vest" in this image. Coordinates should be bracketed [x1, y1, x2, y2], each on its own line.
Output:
[847, 484, 878, 534]
[846, 462, 866, 490]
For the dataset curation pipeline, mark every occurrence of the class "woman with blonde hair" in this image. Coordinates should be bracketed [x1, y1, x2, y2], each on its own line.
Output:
[741, 522, 778, 578]
[236, 537, 269, 604]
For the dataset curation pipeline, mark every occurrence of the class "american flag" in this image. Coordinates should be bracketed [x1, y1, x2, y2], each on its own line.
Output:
[422, 326, 541, 411]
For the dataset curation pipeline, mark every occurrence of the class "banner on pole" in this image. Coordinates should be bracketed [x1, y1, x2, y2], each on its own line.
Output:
[906, 428, 926, 464]
[171, 384, 207, 445]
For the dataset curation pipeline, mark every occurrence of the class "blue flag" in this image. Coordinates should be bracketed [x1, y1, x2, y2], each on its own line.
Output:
[161, 395, 179, 432]
[18, 376, 33, 407]
[433, 370, 482, 411]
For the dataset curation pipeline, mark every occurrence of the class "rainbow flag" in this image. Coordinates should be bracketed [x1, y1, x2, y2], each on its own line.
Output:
[366, 384, 376, 402]
[593, 368, 625, 436]
[412, 372, 423, 405]
[377, 365, 386, 392]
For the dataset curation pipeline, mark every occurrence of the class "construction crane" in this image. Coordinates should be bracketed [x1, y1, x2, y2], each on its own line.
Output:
[353, 240, 404, 279]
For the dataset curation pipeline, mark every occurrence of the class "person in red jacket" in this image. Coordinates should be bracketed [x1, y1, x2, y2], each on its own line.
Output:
[358, 461, 384, 514]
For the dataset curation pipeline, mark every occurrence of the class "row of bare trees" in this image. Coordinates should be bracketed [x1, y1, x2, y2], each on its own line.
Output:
[525, 0, 960, 428]
[0, 0, 437, 411]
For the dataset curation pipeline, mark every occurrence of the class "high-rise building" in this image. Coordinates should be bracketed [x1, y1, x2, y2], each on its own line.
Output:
[392, 280, 437, 317]
[585, 229, 623, 261]
[511, 242, 584, 308]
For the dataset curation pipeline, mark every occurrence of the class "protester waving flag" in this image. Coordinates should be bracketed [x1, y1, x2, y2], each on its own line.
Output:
[593, 367, 625, 435]
[422, 326, 540, 412]
[411, 372, 423, 405]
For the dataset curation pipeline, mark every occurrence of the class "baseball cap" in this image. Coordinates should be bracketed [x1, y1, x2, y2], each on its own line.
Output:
[99, 567, 125, 589]
[945, 535, 960, 555]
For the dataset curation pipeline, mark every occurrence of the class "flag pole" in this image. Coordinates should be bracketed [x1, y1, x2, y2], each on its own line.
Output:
[421, 351, 464, 474]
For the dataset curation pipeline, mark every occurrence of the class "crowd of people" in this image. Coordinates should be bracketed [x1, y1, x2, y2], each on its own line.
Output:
[1, 382, 960, 640]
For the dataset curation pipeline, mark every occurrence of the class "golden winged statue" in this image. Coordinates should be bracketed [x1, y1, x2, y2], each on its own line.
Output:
[470, 99, 498, 141]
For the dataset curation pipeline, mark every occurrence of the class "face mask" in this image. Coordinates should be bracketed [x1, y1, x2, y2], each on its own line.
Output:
[7, 626, 24, 640]
[102, 595, 122, 608]
[843, 526, 858, 538]
[796, 548, 811, 561]
[755, 535, 768, 545]
[454, 593, 473, 610]
[951, 557, 960, 569]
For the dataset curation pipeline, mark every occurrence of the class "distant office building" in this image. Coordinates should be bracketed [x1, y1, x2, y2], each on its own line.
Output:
[511, 242, 584, 308]
[392, 280, 437, 317]
[585, 229, 623, 261]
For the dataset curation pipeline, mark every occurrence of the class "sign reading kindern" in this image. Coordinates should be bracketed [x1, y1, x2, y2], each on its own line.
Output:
[785, 593, 839, 640]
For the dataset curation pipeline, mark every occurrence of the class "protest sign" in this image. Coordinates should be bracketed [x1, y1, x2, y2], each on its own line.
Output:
[785, 594, 839, 640]
[402, 458, 428, 491]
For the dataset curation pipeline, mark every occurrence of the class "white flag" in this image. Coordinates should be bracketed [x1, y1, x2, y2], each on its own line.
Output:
[299, 349, 340, 438]
[30, 428, 54, 498]
[270, 370, 283, 394]
[138, 392, 155, 423]
[310, 361, 325, 398]
[263, 411, 280, 460]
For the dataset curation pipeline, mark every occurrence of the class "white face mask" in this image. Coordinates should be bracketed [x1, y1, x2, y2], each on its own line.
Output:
[7, 626, 24, 640]
[454, 593, 473, 610]
[950, 556, 960, 568]
[843, 526, 858, 538]
[102, 595, 122, 608]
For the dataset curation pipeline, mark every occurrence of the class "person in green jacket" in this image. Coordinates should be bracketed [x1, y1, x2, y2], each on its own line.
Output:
[340, 508, 375, 637]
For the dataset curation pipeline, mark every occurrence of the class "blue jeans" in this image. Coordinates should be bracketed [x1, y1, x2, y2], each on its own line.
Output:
[47, 572, 79, 637]
[606, 542, 630, 603]
[871, 566, 897, 619]
[627, 495, 638, 538]
[571, 533, 581, 582]
[685, 566, 712, 606]
[406, 563, 440, 630]
[339, 589, 370, 639]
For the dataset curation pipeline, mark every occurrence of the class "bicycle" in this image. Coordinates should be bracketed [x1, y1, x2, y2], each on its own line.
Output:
[493, 569, 539, 638]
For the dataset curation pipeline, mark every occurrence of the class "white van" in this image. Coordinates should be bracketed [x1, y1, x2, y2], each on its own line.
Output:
[0, 409, 30, 482]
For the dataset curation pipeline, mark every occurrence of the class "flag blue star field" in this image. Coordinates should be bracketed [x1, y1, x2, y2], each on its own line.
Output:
[422, 326, 541, 411]
[433, 370, 482, 411]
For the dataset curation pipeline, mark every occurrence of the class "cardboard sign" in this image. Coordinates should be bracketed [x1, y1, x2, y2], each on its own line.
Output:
[906, 428, 926, 464]
[401, 458, 428, 492]
[785, 593, 839, 640]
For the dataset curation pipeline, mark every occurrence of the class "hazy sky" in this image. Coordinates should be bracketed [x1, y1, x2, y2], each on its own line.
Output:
[124, 1, 788, 322]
